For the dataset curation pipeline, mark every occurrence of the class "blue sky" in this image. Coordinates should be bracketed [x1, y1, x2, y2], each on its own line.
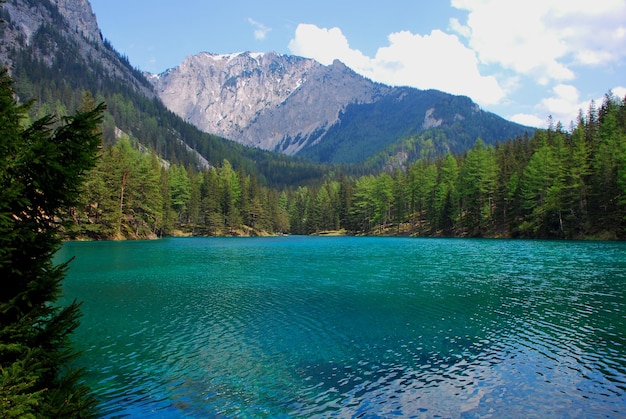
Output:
[89, 0, 626, 128]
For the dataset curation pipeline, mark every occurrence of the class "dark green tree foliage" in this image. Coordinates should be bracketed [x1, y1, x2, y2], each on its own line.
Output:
[459, 139, 498, 235]
[519, 134, 565, 235]
[64, 92, 625, 240]
[298, 87, 531, 164]
[343, 95, 626, 239]
[432, 153, 459, 233]
[0, 70, 102, 417]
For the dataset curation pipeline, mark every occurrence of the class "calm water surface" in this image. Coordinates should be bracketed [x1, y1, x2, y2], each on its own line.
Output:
[56, 237, 626, 418]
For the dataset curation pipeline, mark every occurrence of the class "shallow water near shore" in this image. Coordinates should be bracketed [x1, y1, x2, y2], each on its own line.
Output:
[57, 236, 626, 418]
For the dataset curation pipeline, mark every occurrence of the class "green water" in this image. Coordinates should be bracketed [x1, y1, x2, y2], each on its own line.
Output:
[56, 236, 626, 418]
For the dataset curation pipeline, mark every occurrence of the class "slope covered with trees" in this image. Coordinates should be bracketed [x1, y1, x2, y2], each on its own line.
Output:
[343, 94, 626, 239]
[298, 88, 532, 164]
[0, 0, 328, 189]
[66, 93, 626, 240]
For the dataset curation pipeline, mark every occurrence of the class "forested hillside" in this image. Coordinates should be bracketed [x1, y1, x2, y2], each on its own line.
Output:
[0, 1, 328, 188]
[67, 93, 626, 240]
[298, 88, 532, 164]
[2, 1, 624, 241]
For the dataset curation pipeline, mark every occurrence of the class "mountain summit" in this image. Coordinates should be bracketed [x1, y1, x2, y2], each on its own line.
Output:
[150, 51, 392, 156]
[1, 0, 531, 167]
[150, 51, 532, 163]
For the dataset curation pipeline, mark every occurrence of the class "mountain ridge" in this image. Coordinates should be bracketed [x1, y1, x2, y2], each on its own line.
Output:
[149, 50, 533, 163]
[149, 51, 394, 155]
[2, 0, 532, 171]
[0, 0, 331, 186]
[0, 0, 154, 97]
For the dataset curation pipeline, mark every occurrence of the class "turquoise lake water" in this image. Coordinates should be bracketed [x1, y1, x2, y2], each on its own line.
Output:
[56, 236, 626, 418]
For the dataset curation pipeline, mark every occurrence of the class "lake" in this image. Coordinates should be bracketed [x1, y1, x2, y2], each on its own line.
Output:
[56, 236, 626, 418]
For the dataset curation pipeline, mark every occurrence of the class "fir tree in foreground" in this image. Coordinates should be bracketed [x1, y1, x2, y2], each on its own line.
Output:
[0, 69, 104, 417]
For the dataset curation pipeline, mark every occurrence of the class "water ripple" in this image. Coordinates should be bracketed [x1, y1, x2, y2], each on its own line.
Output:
[57, 237, 626, 418]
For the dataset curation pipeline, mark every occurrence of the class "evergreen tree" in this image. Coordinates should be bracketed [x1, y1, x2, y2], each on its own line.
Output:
[337, 174, 354, 231]
[311, 183, 333, 232]
[519, 134, 565, 236]
[275, 191, 290, 234]
[434, 153, 459, 233]
[459, 139, 498, 236]
[132, 151, 164, 237]
[289, 186, 311, 234]
[199, 168, 223, 235]
[561, 120, 591, 237]
[372, 173, 394, 231]
[0, 70, 102, 417]
[392, 169, 409, 233]
[407, 160, 437, 233]
[169, 164, 192, 226]
[588, 94, 626, 235]
[351, 175, 377, 232]
[218, 160, 242, 233]
[187, 170, 202, 233]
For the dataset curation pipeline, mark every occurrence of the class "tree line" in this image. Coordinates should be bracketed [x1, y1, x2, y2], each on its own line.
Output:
[67, 92, 626, 240]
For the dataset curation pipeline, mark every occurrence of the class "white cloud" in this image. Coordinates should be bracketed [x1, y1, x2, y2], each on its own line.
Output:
[509, 113, 545, 128]
[448, 17, 471, 38]
[287, 24, 371, 69]
[288, 23, 504, 106]
[450, 0, 626, 83]
[287, 2, 626, 126]
[540, 84, 582, 118]
[612, 86, 626, 101]
[512, 84, 585, 127]
[248, 18, 271, 41]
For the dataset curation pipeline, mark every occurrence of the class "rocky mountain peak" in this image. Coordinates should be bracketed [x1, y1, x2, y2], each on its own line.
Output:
[150, 51, 390, 154]
[151, 50, 532, 163]
[51, 0, 101, 44]
[0, 0, 100, 47]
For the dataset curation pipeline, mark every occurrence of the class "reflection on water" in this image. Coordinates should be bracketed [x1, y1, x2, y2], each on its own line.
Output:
[57, 237, 626, 418]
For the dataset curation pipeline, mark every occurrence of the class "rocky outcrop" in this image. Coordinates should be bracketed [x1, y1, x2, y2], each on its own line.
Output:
[150, 52, 391, 154]
[0, 0, 152, 97]
[149, 51, 532, 162]
[1, 0, 100, 54]
[52, 0, 101, 44]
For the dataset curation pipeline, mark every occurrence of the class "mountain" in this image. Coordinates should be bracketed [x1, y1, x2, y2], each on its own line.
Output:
[0, 0, 328, 187]
[150, 51, 533, 164]
[1, 0, 532, 173]
[150, 53, 392, 156]
[0, 0, 152, 97]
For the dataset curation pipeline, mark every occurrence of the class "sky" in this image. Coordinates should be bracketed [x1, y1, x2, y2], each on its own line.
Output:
[88, 0, 626, 128]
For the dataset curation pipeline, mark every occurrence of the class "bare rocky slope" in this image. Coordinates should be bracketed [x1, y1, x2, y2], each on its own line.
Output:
[150, 51, 533, 162]
[150, 52, 392, 155]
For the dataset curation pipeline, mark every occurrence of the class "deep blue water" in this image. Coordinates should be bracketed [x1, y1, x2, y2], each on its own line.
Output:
[56, 236, 626, 418]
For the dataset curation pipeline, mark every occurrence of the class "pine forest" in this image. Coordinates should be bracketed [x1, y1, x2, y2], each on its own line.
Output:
[66, 93, 626, 241]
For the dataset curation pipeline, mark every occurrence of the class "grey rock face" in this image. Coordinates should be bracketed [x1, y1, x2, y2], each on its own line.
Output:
[150, 52, 391, 154]
[0, 0, 152, 97]
[52, 0, 101, 44]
